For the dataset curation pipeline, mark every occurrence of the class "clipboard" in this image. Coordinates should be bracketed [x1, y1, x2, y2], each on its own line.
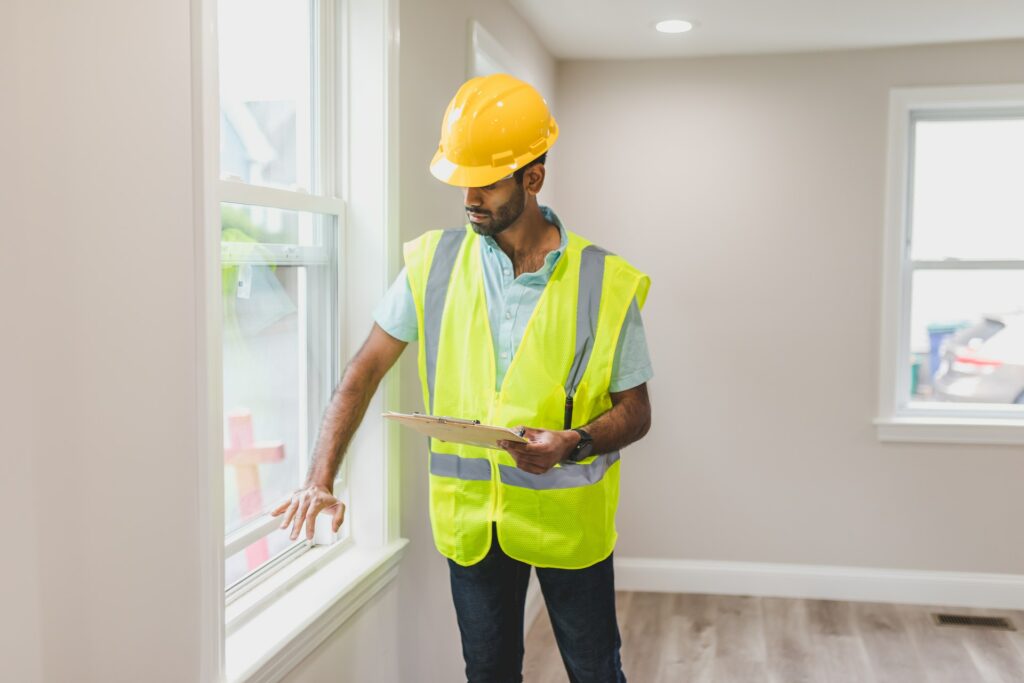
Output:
[383, 411, 529, 450]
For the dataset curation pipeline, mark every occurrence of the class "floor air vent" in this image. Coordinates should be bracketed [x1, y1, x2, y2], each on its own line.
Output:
[932, 613, 1016, 630]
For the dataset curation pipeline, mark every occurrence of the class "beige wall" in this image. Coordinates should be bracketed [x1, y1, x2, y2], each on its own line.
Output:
[1, 6, 44, 674]
[278, 582, 401, 683]
[3, 1, 202, 681]
[555, 39, 1024, 574]
[0, 0, 554, 681]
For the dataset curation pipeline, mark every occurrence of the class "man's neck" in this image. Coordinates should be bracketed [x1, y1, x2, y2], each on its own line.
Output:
[493, 203, 559, 266]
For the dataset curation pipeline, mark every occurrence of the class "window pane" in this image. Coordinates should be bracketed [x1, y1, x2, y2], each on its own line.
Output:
[909, 270, 1024, 404]
[219, 0, 315, 191]
[222, 205, 337, 539]
[911, 117, 1024, 261]
[221, 203, 318, 245]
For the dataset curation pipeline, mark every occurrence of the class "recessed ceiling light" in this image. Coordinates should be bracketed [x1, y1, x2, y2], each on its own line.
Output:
[655, 19, 694, 34]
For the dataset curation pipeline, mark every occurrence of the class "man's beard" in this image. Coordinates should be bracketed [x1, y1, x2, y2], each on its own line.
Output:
[468, 183, 526, 237]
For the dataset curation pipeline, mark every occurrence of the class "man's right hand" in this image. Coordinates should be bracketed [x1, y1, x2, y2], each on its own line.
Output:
[271, 484, 346, 542]
[271, 324, 405, 542]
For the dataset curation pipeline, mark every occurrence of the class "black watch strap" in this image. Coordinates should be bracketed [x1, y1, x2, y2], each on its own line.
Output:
[568, 428, 594, 462]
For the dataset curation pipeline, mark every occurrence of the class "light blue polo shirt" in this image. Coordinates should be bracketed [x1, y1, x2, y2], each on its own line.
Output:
[374, 206, 652, 392]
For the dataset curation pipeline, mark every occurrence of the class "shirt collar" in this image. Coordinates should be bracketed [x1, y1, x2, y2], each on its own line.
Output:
[481, 205, 568, 264]
[541, 206, 568, 262]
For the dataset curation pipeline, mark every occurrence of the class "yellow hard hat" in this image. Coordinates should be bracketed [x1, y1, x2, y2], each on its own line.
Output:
[430, 73, 558, 188]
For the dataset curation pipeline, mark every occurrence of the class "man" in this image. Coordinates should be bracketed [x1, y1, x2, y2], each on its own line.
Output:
[273, 73, 652, 682]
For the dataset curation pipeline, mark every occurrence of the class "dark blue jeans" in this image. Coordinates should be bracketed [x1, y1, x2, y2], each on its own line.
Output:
[447, 527, 626, 683]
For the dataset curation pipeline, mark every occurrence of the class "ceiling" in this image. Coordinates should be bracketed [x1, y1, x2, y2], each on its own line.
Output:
[508, 0, 1024, 60]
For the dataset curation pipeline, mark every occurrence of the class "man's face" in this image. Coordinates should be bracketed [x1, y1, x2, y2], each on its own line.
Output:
[462, 175, 526, 237]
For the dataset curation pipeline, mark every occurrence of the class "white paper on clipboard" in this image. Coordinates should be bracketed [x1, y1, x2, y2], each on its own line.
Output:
[383, 411, 529, 450]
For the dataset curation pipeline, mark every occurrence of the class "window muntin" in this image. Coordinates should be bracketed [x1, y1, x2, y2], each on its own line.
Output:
[904, 112, 1024, 409]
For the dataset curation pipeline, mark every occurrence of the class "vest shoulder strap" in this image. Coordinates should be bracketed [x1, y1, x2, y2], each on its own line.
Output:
[564, 231, 651, 310]
[404, 228, 468, 412]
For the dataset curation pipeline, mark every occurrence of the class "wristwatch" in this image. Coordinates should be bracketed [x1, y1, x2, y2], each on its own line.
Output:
[567, 428, 594, 462]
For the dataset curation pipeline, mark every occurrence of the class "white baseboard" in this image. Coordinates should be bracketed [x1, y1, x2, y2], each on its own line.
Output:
[614, 557, 1024, 610]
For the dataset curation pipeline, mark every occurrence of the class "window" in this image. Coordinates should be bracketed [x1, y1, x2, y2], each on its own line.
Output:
[197, 0, 402, 678]
[218, 0, 347, 594]
[197, 1, 405, 679]
[877, 85, 1024, 444]
[221, 206, 343, 590]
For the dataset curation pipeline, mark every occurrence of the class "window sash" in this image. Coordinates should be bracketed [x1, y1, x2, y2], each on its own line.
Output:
[219, 217, 344, 590]
[217, 0, 346, 595]
[225, 512, 293, 560]
[225, 539, 311, 603]
[220, 179, 345, 216]
[883, 89, 1024, 423]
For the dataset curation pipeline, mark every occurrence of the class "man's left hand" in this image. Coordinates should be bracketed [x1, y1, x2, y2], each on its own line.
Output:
[498, 427, 579, 474]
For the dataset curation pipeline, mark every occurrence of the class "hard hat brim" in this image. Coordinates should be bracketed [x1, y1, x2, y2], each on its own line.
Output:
[429, 129, 558, 188]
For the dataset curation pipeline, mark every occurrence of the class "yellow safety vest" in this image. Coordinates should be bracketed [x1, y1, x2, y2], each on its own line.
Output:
[404, 225, 650, 569]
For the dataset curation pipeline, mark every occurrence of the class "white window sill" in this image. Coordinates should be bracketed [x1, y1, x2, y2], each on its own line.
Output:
[225, 538, 408, 683]
[874, 416, 1024, 445]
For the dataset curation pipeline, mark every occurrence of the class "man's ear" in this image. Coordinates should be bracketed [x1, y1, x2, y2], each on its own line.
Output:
[524, 163, 546, 196]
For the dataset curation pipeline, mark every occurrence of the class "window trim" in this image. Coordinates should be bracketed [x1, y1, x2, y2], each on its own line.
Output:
[225, 539, 407, 683]
[193, 0, 404, 680]
[876, 84, 1024, 445]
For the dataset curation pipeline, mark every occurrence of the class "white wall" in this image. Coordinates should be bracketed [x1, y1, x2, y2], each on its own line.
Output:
[278, 582, 401, 682]
[0, 0, 555, 681]
[2, 1, 201, 681]
[555, 39, 1024, 574]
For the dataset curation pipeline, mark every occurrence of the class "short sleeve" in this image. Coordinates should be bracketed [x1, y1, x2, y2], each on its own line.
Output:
[373, 266, 419, 342]
[609, 297, 653, 392]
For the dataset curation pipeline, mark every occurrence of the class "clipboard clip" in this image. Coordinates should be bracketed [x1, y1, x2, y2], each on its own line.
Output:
[435, 415, 481, 426]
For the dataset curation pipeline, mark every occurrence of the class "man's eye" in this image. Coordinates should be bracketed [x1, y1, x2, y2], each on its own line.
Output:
[481, 184, 496, 191]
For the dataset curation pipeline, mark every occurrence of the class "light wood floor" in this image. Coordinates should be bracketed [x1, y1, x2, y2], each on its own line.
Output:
[523, 592, 1024, 682]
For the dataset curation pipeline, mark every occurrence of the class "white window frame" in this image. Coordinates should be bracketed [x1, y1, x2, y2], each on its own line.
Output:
[875, 84, 1024, 446]
[192, 0, 405, 681]
[219, 0, 347, 598]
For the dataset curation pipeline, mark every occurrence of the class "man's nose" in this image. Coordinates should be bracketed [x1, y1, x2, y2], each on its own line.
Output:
[463, 186, 483, 207]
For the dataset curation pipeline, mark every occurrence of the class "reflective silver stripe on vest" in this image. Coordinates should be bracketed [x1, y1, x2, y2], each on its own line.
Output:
[430, 451, 493, 481]
[498, 451, 620, 490]
[565, 245, 609, 397]
[424, 229, 467, 412]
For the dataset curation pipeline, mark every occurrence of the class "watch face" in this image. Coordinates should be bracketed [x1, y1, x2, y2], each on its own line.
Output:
[571, 431, 594, 461]
[572, 446, 592, 462]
